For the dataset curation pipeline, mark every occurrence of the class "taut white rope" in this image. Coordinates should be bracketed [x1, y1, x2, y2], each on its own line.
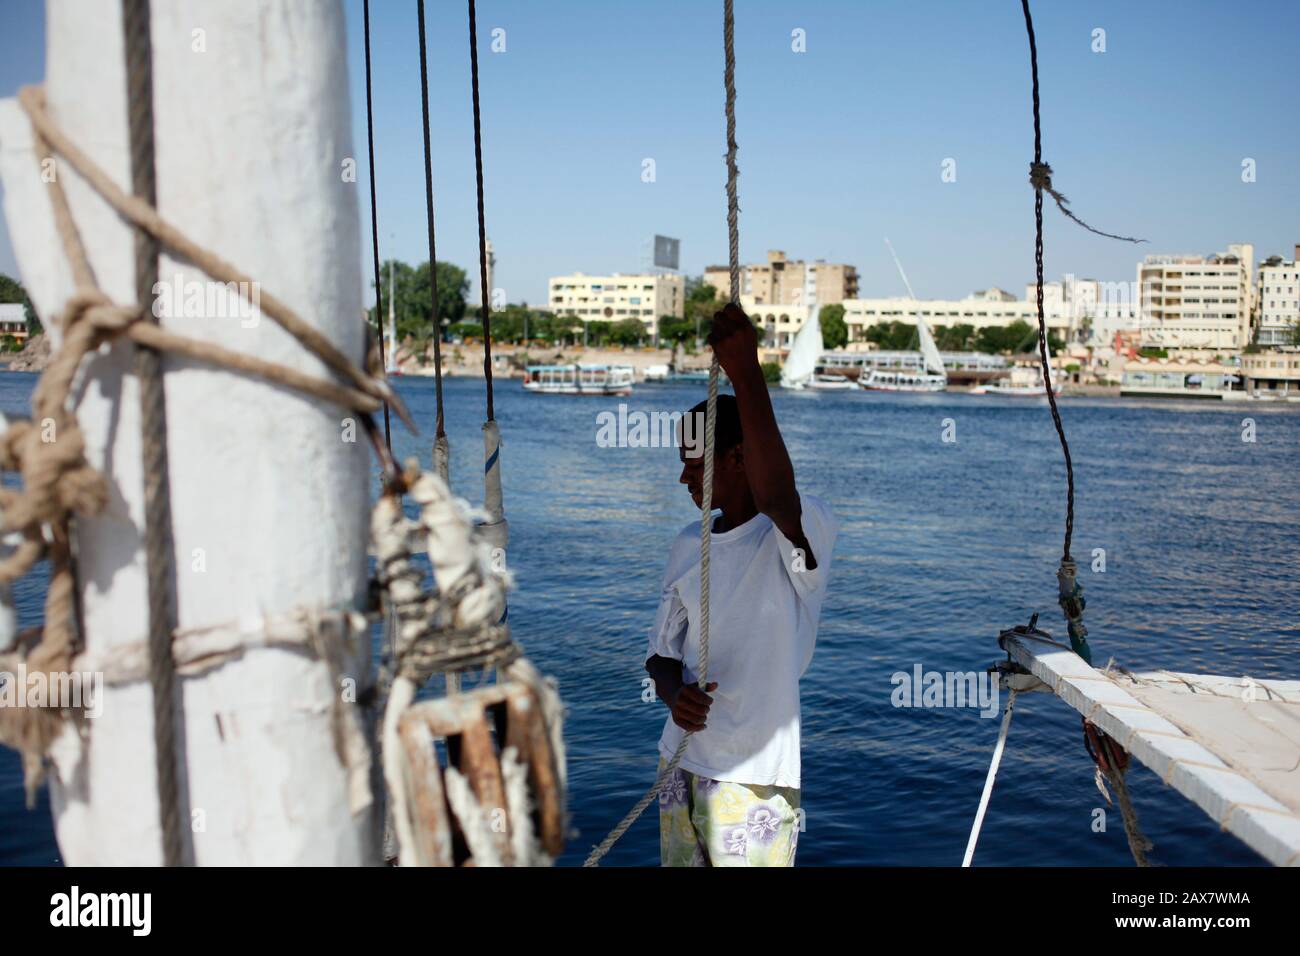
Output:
[962, 689, 1018, 867]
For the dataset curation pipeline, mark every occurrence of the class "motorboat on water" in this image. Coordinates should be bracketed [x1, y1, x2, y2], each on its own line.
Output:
[522, 363, 634, 396]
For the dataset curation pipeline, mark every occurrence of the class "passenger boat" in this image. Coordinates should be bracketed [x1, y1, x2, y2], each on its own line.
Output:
[522, 363, 634, 396]
[859, 368, 947, 392]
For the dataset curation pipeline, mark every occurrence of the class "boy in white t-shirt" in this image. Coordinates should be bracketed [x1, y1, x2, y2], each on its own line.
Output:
[645, 302, 839, 867]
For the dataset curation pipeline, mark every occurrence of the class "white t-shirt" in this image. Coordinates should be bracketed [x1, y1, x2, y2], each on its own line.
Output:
[645, 493, 838, 789]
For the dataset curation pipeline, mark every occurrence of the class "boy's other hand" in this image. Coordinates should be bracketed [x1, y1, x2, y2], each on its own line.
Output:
[707, 303, 759, 380]
[670, 681, 718, 733]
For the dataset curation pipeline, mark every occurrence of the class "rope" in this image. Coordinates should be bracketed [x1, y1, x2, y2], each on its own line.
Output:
[1085, 720, 1154, 866]
[464, 1, 508, 653]
[15, 87, 409, 429]
[1020, 0, 1075, 568]
[123, 0, 186, 868]
[362, 0, 392, 448]
[1027, 163, 1144, 245]
[416, 0, 447, 441]
[1020, 0, 1097, 665]
[467, 0, 495, 422]
[583, 0, 738, 866]
[962, 688, 1017, 867]
[0, 83, 404, 797]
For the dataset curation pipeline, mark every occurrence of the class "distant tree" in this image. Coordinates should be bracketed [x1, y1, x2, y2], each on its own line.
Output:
[609, 318, 646, 347]
[368, 259, 468, 343]
[865, 321, 915, 351]
[448, 321, 482, 340]
[760, 361, 782, 385]
[683, 278, 723, 341]
[818, 304, 847, 349]
[657, 314, 695, 347]
[0, 273, 40, 335]
[1289, 321, 1300, 348]
[934, 323, 976, 351]
[586, 320, 612, 346]
[542, 314, 582, 346]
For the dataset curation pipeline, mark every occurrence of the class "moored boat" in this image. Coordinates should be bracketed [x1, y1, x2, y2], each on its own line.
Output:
[522, 363, 634, 396]
[859, 368, 947, 392]
[806, 373, 856, 390]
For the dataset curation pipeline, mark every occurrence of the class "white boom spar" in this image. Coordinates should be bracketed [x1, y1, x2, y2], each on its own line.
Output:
[0, 0, 375, 864]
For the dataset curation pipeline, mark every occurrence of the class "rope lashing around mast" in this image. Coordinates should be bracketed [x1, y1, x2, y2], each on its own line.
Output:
[0, 82, 410, 802]
[583, 0, 736, 867]
[123, 0, 186, 868]
[12, 87, 413, 436]
[363, 0, 392, 449]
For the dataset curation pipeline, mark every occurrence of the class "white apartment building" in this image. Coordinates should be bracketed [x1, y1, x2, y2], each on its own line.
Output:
[1255, 245, 1299, 347]
[1136, 244, 1253, 355]
[548, 272, 685, 331]
[842, 289, 1071, 345]
[743, 297, 812, 348]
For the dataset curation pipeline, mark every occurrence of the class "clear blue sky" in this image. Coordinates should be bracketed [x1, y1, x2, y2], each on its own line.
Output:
[1, 0, 1297, 308]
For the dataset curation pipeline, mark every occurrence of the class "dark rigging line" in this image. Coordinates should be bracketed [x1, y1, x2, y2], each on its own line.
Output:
[467, 0, 495, 422]
[416, 0, 447, 438]
[1021, 0, 1074, 564]
[363, 0, 392, 449]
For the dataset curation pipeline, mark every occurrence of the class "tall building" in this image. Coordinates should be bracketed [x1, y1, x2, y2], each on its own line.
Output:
[548, 272, 685, 331]
[1136, 244, 1253, 355]
[703, 250, 858, 308]
[1255, 245, 1299, 347]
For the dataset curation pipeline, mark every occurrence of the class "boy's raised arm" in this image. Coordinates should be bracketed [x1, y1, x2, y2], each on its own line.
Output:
[706, 303, 818, 570]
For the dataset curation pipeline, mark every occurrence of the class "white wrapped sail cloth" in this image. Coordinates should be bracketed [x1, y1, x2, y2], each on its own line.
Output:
[1116, 671, 1300, 818]
[1004, 634, 1300, 866]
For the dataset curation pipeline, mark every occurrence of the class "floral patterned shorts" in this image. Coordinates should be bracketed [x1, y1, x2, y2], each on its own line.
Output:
[657, 757, 801, 867]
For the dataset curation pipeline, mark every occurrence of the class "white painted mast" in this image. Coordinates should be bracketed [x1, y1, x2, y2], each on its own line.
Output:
[0, 0, 375, 864]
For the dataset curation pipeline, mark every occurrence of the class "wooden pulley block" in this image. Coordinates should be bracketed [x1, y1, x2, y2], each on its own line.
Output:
[398, 678, 564, 866]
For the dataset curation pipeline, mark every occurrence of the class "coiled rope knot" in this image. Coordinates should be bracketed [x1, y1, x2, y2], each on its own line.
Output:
[0, 287, 146, 582]
[0, 288, 150, 799]
[1026, 159, 1145, 244]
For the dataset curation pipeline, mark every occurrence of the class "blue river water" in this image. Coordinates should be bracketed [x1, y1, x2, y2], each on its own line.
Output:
[2, 370, 1297, 866]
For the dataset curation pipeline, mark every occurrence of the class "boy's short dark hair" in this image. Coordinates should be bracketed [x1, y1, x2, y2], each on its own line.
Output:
[686, 394, 742, 454]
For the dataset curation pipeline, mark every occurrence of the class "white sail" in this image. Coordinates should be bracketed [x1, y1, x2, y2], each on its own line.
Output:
[780, 310, 823, 388]
[916, 313, 946, 379]
[884, 237, 946, 382]
[0, 0, 374, 864]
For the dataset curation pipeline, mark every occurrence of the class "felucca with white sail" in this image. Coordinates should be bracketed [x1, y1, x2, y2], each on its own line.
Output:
[859, 239, 947, 393]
